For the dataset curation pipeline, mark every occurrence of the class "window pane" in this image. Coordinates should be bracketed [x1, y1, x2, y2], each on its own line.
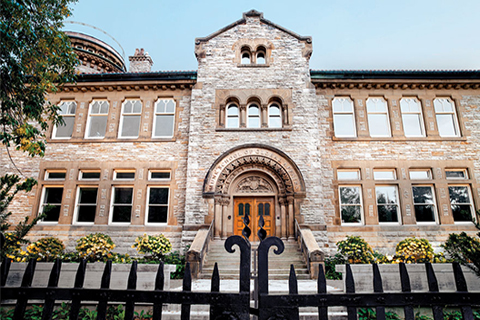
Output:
[402, 114, 423, 136]
[241, 53, 250, 64]
[249, 106, 259, 115]
[340, 187, 361, 204]
[449, 186, 471, 203]
[77, 206, 95, 222]
[414, 205, 436, 222]
[154, 115, 174, 137]
[374, 170, 396, 180]
[124, 101, 132, 113]
[269, 117, 281, 128]
[368, 114, 390, 136]
[120, 115, 141, 137]
[446, 170, 467, 179]
[227, 106, 238, 115]
[165, 100, 175, 113]
[376, 186, 397, 204]
[333, 114, 356, 136]
[337, 170, 360, 180]
[44, 188, 63, 203]
[148, 206, 168, 223]
[227, 118, 239, 128]
[248, 118, 260, 128]
[43, 205, 61, 222]
[150, 172, 170, 180]
[436, 114, 457, 136]
[257, 52, 265, 64]
[448, 186, 473, 222]
[412, 186, 434, 204]
[47, 172, 66, 180]
[81, 172, 100, 179]
[269, 105, 280, 115]
[115, 172, 135, 179]
[133, 101, 142, 113]
[112, 206, 131, 222]
[341, 206, 361, 223]
[114, 188, 133, 204]
[378, 205, 398, 222]
[80, 188, 97, 204]
[451, 205, 473, 221]
[409, 170, 431, 180]
[55, 117, 75, 138]
[87, 116, 108, 138]
[149, 188, 168, 205]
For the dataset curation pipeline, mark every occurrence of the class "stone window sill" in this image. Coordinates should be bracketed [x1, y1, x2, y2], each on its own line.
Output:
[332, 136, 467, 142]
[216, 127, 292, 132]
[237, 64, 270, 68]
[48, 138, 177, 143]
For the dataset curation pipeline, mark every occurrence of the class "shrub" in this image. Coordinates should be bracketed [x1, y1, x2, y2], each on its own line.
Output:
[443, 231, 480, 278]
[76, 233, 116, 262]
[132, 234, 172, 261]
[324, 253, 345, 280]
[27, 237, 65, 262]
[395, 237, 434, 263]
[336, 236, 375, 264]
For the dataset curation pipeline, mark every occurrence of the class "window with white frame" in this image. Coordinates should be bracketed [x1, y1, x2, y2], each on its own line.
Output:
[149, 170, 171, 181]
[119, 100, 142, 138]
[366, 98, 391, 137]
[409, 169, 432, 180]
[268, 104, 282, 128]
[412, 186, 437, 223]
[448, 186, 475, 222]
[446, 169, 468, 179]
[39, 187, 63, 222]
[373, 169, 396, 180]
[337, 169, 361, 180]
[53, 101, 76, 138]
[339, 186, 363, 224]
[79, 170, 101, 180]
[85, 100, 109, 138]
[226, 104, 239, 128]
[433, 98, 460, 137]
[376, 186, 399, 223]
[332, 97, 356, 137]
[114, 170, 135, 180]
[247, 104, 260, 128]
[400, 98, 425, 137]
[153, 99, 175, 138]
[146, 187, 169, 224]
[45, 170, 66, 180]
[110, 187, 133, 223]
[74, 187, 98, 223]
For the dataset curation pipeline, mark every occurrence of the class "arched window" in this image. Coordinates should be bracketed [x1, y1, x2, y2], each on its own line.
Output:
[226, 104, 239, 128]
[241, 46, 251, 64]
[247, 104, 260, 128]
[256, 46, 266, 64]
[268, 104, 282, 128]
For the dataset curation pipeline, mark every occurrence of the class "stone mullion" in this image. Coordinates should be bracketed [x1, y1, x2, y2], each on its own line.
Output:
[279, 197, 287, 239]
[72, 100, 89, 139]
[287, 195, 294, 239]
[221, 197, 230, 238]
[354, 97, 369, 138]
[219, 104, 225, 127]
[283, 104, 289, 126]
[105, 100, 121, 139]
[386, 97, 402, 137]
[240, 104, 246, 128]
[261, 104, 268, 128]
[214, 195, 223, 239]
[420, 96, 439, 137]
[94, 178, 111, 225]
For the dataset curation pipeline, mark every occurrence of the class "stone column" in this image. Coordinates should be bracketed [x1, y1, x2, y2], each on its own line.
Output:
[214, 195, 222, 239]
[283, 104, 288, 125]
[279, 197, 287, 239]
[287, 195, 295, 239]
[221, 197, 230, 238]
[240, 104, 246, 128]
[261, 104, 268, 128]
[219, 104, 225, 127]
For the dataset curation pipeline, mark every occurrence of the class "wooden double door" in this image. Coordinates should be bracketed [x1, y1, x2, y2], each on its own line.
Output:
[234, 197, 275, 242]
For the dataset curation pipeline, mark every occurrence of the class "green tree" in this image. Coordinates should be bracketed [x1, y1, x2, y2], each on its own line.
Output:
[1, 0, 78, 157]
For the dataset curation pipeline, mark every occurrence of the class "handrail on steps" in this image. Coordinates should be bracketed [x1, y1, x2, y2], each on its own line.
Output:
[185, 220, 214, 279]
[295, 219, 324, 279]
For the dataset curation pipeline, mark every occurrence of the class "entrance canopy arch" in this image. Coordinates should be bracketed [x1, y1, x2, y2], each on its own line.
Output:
[203, 144, 306, 239]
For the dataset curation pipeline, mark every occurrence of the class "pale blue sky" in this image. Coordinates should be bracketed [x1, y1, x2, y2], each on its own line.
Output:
[65, 0, 480, 72]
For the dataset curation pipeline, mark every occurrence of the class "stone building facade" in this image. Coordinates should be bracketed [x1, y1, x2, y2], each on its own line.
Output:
[2, 10, 480, 255]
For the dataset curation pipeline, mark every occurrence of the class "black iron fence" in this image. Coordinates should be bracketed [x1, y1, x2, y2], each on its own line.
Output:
[1, 235, 480, 320]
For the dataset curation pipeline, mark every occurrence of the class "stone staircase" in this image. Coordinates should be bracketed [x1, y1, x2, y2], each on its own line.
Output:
[200, 239, 311, 280]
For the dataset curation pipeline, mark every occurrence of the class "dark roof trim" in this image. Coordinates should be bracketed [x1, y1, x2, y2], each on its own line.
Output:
[76, 71, 197, 82]
[310, 70, 480, 80]
[195, 10, 311, 45]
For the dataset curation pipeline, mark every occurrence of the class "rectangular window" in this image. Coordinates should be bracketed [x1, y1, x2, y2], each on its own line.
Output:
[366, 98, 391, 137]
[149, 170, 171, 181]
[114, 170, 135, 180]
[86, 100, 109, 138]
[373, 169, 396, 180]
[337, 169, 360, 180]
[446, 169, 468, 179]
[146, 187, 169, 224]
[412, 186, 437, 223]
[434, 98, 460, 137]
[409, 169, 432, 180]
[79, 170, 101, 180]
[119, 100, 142, 138]
[53, 101, 76, 139]
[110, 187, 133, 223]
[448, 186, 474, 222]
[39, 187, 63, 222]
[376, 186, 399, 223]
[45, 170, 66, 180]
[339, 186, 363, 224]
[332, 97, 356, 137]
[74, 187, 98, 223]
[153, 99, 175, 138]
[400, 98, 425, 137]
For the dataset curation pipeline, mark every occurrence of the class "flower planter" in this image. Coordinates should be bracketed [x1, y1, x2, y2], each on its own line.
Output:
[4, 262, 177, 290]
[336, 263, 480, 293]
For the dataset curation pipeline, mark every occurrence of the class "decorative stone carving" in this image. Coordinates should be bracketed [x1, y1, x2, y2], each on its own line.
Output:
[235, 176, 274, 193]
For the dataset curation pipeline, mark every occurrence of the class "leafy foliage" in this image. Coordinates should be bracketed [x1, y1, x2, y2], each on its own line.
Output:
[1, 0, 78, 157]
[395, 237, 434, 263]
[443, 231, 480, 278]
[132, 233, 172, 261]
[324, 253, 345, 280]
[336, 236, 375, 264]
[26, 236, 65, 261]
[76, 233, 116, 262]
[358, 308, 401, 320]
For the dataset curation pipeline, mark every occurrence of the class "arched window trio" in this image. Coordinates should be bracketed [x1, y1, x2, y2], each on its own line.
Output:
[222, 97, 287, 129]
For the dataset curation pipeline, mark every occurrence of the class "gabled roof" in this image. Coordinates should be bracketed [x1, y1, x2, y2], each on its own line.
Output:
[195, 10, 312, 45]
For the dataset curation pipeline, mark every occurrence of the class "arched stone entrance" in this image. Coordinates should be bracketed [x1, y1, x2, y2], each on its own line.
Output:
[203, 144, 306, 240]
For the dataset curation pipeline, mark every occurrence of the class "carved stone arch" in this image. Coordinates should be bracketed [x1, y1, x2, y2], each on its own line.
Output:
[246, 95, 263, 106]
[230, 171, 277, 195]
[225, 166, 284, 195]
